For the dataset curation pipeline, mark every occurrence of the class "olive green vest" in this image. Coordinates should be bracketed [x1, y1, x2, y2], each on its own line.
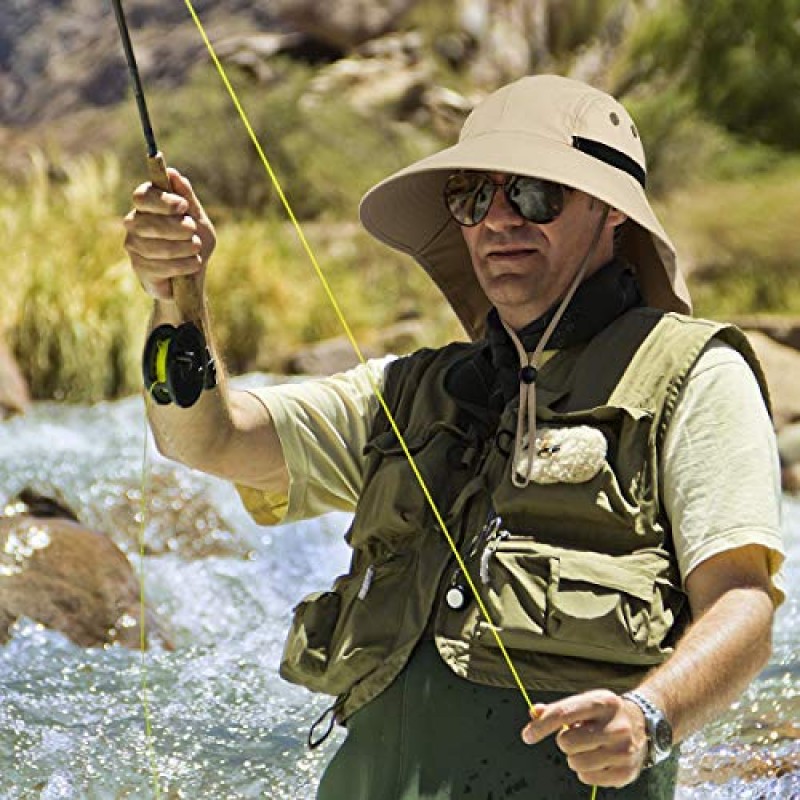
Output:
[280, 310, 769, 722]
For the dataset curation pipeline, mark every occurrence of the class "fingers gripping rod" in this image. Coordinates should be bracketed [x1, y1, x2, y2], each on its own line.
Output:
[111, 0, 214, 407]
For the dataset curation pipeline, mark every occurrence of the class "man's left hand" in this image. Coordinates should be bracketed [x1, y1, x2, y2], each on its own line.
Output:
[521, 689, 648, 788]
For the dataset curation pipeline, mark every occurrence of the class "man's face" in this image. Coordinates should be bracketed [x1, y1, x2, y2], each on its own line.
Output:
[459, 173, 622, 330]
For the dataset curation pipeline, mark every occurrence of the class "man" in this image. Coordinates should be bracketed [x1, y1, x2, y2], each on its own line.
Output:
[124, 75, 784, 799]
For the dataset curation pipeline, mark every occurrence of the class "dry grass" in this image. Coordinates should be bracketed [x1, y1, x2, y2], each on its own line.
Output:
[2, 152, 148, 401]
[657, 161, 800, 317]
[0, 151, 456, 401]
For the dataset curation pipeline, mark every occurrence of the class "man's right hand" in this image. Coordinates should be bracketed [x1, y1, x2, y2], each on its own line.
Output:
[123, 168, 217, 301]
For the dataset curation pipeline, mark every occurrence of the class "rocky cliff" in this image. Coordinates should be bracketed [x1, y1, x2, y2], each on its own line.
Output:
[0, 0, 430, 128]
[1, 0, 278, 127]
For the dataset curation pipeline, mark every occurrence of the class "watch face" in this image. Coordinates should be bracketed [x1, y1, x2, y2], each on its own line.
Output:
[654, 717, 673, 754]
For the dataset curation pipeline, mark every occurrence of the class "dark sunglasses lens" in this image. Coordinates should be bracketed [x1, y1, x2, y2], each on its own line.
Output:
[506, 177, 565, 223]
[444, 173, 496, 226]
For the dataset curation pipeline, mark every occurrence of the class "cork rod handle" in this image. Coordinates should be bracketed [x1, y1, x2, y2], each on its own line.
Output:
[147, 152, 205, 320]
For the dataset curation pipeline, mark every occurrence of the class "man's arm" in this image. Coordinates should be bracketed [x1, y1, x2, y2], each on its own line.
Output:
[124, 168, 289, 495]
[630, 544, 774, 742]
[521, 545, 775, 788]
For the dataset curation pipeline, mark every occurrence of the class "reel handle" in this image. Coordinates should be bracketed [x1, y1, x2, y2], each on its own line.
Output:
[147, 152, 205, 320]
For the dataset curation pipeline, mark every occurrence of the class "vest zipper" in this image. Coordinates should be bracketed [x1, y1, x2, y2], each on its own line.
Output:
[357, 564, 376, 600]
[468, 509, 503, 559]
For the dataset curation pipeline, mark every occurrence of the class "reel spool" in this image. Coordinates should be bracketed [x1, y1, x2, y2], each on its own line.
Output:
[142, 322, 215, 408]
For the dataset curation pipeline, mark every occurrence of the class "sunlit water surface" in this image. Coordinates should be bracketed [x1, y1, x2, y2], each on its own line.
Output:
[0, 384, 797, 799]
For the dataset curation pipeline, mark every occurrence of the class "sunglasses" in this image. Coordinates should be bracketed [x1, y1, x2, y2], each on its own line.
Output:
[443, 171, 568, 227]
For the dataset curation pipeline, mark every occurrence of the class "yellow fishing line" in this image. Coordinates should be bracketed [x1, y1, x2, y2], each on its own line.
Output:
[180, 0, 532, 708]
[138, 410, 162, 798]
[180, 3, 602, 797]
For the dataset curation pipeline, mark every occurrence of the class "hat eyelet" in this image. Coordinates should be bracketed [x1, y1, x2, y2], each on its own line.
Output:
[609, 112, 620, 126]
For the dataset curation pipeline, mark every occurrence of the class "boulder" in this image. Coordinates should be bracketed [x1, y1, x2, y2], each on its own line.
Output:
[744, 330, 800, 431]
[743, 330, 800, 494]
[302, 32, 431, 116]
[270, 0, 416, 51]
[284, 335, 378, 375]
[283, 318, 428, 375]
[732, 315, 800, 353]
[300, 31, 476, 137]
[214, 31, 317, 83]
[777, 423, 800, 495]
[456, 0, 635, 90]
[0, 489, 172, 650]
[0, 0, 276, 127]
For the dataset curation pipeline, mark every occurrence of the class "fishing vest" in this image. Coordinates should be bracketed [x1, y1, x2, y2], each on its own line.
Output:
[280, 309, 769, 723]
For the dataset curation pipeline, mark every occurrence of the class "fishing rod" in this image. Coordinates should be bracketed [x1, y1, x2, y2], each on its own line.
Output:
[111, 0, 215, 408]
[111, 5, 604, 798]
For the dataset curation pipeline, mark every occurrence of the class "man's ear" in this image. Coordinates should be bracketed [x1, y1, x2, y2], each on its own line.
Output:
[608, 208, 628, 228]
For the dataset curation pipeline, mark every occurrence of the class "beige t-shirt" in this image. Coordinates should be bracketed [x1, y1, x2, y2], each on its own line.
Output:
[237, 342, 784, 600]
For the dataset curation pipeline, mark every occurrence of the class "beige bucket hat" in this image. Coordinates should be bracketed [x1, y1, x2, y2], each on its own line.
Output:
[359, 74, 691, 340]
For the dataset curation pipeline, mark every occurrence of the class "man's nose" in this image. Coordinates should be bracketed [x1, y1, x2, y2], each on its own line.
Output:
[483, 185, 525, 230]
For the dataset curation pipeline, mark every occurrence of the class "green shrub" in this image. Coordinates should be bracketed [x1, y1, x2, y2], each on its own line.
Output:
[623, 0, 800, 150]
[3, 153, 149, 401]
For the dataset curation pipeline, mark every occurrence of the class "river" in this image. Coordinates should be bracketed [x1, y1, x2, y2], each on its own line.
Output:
[0, 383, 797, 799]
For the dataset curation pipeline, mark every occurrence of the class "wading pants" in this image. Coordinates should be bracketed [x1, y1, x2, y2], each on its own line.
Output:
[317, 641, 678, 800]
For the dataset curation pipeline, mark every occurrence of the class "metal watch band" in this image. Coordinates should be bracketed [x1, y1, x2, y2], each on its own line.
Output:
[622, 690, 673, 768]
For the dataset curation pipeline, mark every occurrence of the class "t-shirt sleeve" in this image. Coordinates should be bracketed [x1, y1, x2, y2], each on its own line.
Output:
[661, 340, 785, 605]
[235, 356, 395, 525]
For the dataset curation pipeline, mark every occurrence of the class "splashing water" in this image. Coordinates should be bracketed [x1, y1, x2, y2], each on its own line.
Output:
[0, 385, 798, 799]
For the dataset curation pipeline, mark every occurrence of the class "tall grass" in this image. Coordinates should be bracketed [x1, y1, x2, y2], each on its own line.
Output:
[0, 151, 457, 402]
[2, 152, 148, 401]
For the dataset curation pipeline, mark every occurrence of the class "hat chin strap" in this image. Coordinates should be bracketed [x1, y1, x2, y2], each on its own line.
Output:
[500, 206, 610, 488]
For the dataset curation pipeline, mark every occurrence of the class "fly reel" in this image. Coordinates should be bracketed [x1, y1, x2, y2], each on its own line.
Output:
[142, 322, 216, 408]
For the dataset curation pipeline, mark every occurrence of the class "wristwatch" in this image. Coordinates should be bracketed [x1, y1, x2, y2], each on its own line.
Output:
[622, 690, 673, 768]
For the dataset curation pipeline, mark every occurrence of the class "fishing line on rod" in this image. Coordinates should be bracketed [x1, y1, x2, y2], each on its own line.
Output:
[180, 0, 536, 711]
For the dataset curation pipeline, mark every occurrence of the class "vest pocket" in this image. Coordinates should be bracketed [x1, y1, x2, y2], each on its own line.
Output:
[474, 542, 683, 666]
[353, 423, 476, 548]
[494, 407, 655, 549]
[281, 552, 417, 696]
[281, 590, 342, 684]
[472, 538, 550, 648]
[545, 550, 680, 664]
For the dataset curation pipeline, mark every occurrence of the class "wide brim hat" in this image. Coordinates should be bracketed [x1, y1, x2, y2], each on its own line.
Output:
[359, 74, 691, 340]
